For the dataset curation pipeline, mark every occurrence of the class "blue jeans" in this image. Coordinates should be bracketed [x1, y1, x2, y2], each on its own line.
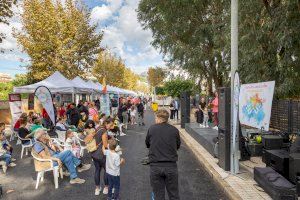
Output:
[0, 153, 11, 165]
[107, 173, 120, 200]
[53, 150, 81, 179]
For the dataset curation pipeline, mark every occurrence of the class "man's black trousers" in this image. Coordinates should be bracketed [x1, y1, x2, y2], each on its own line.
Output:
[150, 165, 180, 200]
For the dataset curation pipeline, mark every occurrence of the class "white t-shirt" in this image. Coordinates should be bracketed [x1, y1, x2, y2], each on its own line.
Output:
[104, 149, 121, 176]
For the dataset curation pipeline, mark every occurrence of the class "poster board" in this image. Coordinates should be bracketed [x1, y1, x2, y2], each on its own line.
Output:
[9, 94, 23, 127]
[239, 81, 275, 131]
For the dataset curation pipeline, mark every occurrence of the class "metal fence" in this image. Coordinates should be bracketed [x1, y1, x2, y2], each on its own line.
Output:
[270, 100, 300, 134]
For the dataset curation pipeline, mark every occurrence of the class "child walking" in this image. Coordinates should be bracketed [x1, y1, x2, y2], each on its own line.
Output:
[130, 106, 136, 125]
[103, 139, 125, 200]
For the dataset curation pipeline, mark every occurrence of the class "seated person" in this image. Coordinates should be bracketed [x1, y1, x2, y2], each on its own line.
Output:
[14, 113, 28, 131]
[0, 132, 16, 173]
[33, 129, 90, 184]
[0, 123, 14, 155]
[18, 118, 35, 144]
[99, 113, 106, 126]
[30, 118, 44, 133]
[77, 112, 88, 132]
[56, 117, 67, 131]
[65, 130, 81, 158]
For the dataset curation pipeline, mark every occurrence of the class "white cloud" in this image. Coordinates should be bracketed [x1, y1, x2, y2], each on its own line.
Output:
[96, 0, 165, 73]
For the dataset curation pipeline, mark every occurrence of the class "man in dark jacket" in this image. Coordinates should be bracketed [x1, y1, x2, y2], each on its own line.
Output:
[145, 109, 181, 200]
[66, 103, 80, 127]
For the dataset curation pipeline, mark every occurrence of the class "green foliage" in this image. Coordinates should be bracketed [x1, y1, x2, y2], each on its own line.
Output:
[0, 82, 13, 100]
[164, 79, 195, 98]
[239, 0, 300, 98]
[15, 0, 103, 82]
[138, 0, 231, 91]
[155, 86, 165, 96]
[0, 0, 16, 45]
[147, 66, 166, 88]
[12, 74, 28, 86]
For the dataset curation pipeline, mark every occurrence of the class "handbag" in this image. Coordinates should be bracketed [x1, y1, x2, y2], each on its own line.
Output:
[84, 131, 98, 153]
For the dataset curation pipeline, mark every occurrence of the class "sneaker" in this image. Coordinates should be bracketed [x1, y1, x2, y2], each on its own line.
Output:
[63, 171, 70, 176]
[199, 124, 203, 128]
[95, 187, 101, 195]
[103, 186, 108, 194]
[2, 164, 7, 173]
[213, 126, 218, 130]
[70, 177, 85, 184]
[11, 158, 16, 162]
[8, 162, 16, 167]
[78, 164, 91, 172]
[120, 133, 126, 136]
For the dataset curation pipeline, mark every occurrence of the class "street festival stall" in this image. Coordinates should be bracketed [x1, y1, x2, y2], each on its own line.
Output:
[12, 71, 138, 125]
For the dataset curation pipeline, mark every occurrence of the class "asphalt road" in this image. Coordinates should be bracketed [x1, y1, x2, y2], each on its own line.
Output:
[0, 110, 225, 200]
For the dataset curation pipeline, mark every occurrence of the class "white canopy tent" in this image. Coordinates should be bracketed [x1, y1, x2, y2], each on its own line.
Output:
[13, 71, 77, 94]
[86, 80, 101, 93]
[71, 76, 94, 93]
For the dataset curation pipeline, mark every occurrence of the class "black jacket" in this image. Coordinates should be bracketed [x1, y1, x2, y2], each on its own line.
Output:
[145, 123, 181, 165]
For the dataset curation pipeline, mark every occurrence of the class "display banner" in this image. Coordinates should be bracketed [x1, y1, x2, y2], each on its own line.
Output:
[100, 94, 110, 116]
[239, 81, 275, 131]
[35, 86, 55, 125]
[28, 93, 35, 110]
[9, 94, 23, 127]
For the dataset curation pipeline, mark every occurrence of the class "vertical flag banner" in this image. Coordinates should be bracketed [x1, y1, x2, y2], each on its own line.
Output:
[100, 94, 110, 116]
[35, 86, 55, 125]
[102, 77, 107, 94]
[239, 81, 275, 131]
[9, 94, 23, 127]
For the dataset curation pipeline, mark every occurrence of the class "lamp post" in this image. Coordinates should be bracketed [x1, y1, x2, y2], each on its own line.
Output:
[231, 0, 239, 174]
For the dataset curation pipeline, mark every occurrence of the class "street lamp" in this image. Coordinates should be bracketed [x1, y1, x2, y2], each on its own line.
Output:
[231, 0, 239, 174]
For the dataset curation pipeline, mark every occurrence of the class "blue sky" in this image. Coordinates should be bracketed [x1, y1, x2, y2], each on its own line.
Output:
[0, 0, 165, 77]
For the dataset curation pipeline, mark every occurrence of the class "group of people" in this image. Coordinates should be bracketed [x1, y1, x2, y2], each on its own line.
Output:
[195, 91, 219, 129]
[0, 96, 148, 200]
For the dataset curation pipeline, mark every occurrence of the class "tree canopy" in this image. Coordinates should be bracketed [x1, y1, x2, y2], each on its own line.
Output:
[164, 78, 195, 98]
[147, 66, 166, 88]
[138, 0, 300, 98]
[15, 0, 103, 82]
[0, 0, 17, 46]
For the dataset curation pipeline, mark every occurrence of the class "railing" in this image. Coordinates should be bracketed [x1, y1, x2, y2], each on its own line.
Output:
[270, 100, 300, 134]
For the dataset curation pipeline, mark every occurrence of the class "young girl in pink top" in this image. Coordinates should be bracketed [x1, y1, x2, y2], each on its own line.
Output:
[211, 91, 219, 129]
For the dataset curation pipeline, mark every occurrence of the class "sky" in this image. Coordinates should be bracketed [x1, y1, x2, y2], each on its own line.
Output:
[0, 0, 165, 77]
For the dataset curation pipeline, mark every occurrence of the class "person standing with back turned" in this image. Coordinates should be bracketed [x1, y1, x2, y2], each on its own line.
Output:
[146, 109, 181, 200]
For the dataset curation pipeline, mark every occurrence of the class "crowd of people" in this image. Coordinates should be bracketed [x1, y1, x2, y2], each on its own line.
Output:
[0, 96, 149, 200]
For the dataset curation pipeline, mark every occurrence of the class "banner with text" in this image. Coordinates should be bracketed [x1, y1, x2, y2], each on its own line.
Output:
[9, 94, 23, 127]
[239, 81, 275, 131]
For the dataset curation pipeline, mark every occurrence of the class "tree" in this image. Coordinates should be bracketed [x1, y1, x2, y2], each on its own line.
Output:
[164, 78, 195, 98]
[0, 0, 16, 45]
[138, 1, 231, 92]
[15, 0, 103, 81]
[93, 51, 125, 88]
[123, 68, 139, 91]
[239, 1, 300, 98]
[147, 67, 165, 88]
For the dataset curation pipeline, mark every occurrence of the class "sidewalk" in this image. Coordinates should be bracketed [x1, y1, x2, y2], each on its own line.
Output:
[172, 122, 272, 200]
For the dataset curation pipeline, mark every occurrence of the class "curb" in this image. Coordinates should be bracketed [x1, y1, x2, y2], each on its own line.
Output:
[175, 124, 242, 200]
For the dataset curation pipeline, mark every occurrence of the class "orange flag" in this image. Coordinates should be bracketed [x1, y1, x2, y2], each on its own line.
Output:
[102, 77, 107, 94]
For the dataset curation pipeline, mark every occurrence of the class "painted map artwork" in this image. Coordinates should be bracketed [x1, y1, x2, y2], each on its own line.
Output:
[239, 81, 275, 131]
[242, 93, 265, 125]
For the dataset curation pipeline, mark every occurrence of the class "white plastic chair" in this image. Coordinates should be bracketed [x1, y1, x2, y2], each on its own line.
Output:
[74, 132, 86, 157]
[17, 134, 34, 159]
[31, 151, 63, 189]
[55, 130, 66, 143]
[9, 126, 18, 142]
